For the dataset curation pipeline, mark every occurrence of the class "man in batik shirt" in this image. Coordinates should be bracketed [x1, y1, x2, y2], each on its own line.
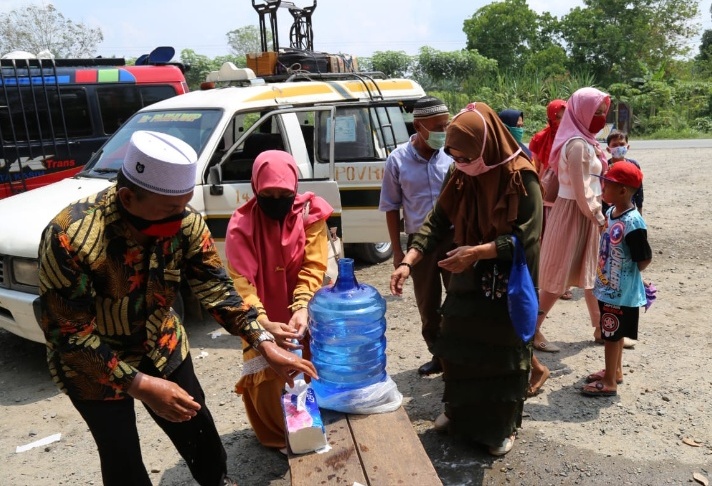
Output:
[38, 130, 317, 486]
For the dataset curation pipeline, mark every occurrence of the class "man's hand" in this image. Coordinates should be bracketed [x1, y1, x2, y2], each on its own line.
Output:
[287, 307, 309, 339]
[438, 246, 478, 273]
[127, 372, 201, 422]
[258, 341, 318, 388]
[259, 317, 301, 349]
[390, 264, 410, 296]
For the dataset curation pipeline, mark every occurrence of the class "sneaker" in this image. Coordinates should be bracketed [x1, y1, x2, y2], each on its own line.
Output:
[433, 413, 450, 433]
[488, 434, 515, 456]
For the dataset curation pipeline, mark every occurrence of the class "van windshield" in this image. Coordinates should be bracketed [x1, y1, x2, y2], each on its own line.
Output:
[80, 109, 222, 178]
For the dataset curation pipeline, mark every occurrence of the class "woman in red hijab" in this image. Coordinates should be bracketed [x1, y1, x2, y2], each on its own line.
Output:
[529, 99, 567, 175]
[225, 150, 333, 452]
[530, 100, 572, 300]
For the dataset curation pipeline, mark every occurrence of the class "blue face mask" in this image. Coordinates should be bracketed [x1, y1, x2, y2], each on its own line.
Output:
[425, 130, 446, 150]
[610, 146, 628, 159]
[508, 126, 524, 143]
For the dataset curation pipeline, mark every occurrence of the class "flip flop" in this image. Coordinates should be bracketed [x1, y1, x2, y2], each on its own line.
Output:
[582, 381, 617, 397]
[560, 289, 573, 300]
[585, 369, 623, 384]
[533, 340, 560, 353]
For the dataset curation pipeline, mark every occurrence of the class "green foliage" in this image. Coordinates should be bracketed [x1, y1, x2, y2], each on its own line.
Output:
[180, 49, 245, 91]
[463, 0, 539, 71]
[370, 51, 414, 78]
[415, 47, 497, 89]
[560, 0, 700, 84]
[227, 25, 268, 56]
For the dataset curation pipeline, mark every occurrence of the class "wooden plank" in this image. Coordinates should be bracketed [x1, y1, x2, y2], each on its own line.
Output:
[348, 406, 442, 486]
[289, 409, 368, 486]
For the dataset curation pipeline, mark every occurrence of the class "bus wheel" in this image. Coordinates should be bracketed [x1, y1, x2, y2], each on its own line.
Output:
[355, 242, 392, 264]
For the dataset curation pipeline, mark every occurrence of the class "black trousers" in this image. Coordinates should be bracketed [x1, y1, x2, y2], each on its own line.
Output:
[407, 230, 454, 350]
[71, 354, 228, 486]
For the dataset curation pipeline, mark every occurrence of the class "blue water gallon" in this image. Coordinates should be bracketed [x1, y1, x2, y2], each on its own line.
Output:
[309, 258, 387, 400]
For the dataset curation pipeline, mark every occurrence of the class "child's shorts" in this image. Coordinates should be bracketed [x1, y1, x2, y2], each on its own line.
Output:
[598, 301, 639, 341]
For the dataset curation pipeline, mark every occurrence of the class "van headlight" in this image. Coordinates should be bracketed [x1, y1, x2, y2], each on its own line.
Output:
[12, 258, 40, 288]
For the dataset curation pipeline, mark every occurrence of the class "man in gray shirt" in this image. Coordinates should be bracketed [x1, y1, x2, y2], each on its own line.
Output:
[379, 96, 453, 375]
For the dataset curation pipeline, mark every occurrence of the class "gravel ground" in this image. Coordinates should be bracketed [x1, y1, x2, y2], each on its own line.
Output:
[1, 145, 711, 485]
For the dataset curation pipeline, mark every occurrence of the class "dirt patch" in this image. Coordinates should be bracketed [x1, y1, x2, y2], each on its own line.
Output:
[1, 145, 711, 485]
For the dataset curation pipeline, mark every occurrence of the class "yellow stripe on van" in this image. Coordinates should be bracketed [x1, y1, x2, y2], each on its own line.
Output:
[245, 84, 340, 102]
[343, 80, 418, 94]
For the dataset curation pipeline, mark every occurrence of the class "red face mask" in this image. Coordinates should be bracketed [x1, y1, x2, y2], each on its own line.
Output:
[588, 115, 607, 134]
[120, 203, 186, 238]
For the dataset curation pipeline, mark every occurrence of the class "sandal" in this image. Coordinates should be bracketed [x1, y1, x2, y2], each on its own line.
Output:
[533, 340, 560, 353]
[560, 289, 573, 300]
[582, 381, 617, 397]
[585, 369, 623, 384]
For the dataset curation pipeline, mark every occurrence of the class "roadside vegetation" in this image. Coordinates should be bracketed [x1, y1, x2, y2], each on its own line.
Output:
[2, 1, 712, 139]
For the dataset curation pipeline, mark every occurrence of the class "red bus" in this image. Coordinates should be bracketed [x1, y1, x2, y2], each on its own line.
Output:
[0, 52, 189, 199]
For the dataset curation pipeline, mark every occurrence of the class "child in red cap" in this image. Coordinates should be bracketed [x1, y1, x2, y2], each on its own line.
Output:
[583, 162, 652, 396]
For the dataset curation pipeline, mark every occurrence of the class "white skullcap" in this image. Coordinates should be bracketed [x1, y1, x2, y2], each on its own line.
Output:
[122, 131, 197, 196]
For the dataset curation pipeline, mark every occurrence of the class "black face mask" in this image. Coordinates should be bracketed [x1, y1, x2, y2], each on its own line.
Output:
[257, 195, 295, 221]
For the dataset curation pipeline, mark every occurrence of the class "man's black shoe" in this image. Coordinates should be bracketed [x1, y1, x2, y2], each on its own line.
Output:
[418, 357, 443, 376]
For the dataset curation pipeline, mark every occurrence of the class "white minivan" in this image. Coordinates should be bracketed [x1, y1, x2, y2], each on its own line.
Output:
[0, 66, 425, 342]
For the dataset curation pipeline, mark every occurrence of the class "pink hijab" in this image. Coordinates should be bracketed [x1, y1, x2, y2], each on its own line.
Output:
[225, 150, 332, 322]
[549, 87, 610, 174]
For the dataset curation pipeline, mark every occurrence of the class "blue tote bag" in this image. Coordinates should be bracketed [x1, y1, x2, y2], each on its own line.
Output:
[508, 236, 538, 343]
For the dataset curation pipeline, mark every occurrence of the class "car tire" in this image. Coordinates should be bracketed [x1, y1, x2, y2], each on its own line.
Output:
[354, 242, 393, 264]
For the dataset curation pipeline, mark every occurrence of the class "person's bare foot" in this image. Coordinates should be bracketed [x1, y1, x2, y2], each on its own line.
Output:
[527, 365, 550, 397]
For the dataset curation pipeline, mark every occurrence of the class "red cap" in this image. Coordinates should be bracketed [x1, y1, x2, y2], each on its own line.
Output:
[596, 161, 642, 189]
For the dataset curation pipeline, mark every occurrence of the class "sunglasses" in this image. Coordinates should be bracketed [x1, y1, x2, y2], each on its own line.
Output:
[444, 148, 475, 164]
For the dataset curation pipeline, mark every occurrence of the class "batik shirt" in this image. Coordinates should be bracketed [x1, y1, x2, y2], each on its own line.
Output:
[38, 186, 263, 400]
[593, 207, 651, 307]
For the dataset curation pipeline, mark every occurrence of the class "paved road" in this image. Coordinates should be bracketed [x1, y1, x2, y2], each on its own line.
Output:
[628, 139, 712, 149]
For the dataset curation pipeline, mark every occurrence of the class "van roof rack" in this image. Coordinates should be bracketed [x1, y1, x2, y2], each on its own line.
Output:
[0, 46, 188, 73]
[264, 71, 387, 83]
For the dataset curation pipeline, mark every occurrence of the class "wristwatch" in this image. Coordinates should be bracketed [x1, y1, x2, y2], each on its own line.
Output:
[253, 330, 275, 350]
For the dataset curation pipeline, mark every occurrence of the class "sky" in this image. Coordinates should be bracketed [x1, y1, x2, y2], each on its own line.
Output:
[1, 0, 711, 60]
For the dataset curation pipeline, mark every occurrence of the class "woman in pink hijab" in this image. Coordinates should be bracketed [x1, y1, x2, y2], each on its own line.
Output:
[225, 150, 333, 452]
[533, 87, 610, 358]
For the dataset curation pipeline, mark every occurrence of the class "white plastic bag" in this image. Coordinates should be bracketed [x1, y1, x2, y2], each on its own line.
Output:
[316, 376, 403, 414]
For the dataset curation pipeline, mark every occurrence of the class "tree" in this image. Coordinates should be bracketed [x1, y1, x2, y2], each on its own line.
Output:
[227, 25, 269, 56]
[180, 49, 245, 90]
[559, 0, 700, 84]
[416, 47, 497, 89]
[370, 51, 414, 78]
[462, 0, 539, 72]
[0, 4, 102, 58]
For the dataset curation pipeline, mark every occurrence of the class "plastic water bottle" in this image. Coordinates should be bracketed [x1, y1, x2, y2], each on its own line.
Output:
[309, 258, 387, 400]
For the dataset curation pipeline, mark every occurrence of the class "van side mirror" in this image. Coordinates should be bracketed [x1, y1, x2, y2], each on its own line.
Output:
[209, 165, 223, 195]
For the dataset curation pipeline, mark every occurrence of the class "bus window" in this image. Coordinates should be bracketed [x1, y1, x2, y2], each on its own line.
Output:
[97, 86, 142, 134]
[0, 87, 92, 141]
[140, 86, 179, 107]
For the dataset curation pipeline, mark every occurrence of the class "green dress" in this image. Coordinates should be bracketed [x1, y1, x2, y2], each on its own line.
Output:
[410, 170, 542, 447]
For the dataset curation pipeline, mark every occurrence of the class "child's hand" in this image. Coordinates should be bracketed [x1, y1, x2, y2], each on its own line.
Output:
[644, 282, 657, 312]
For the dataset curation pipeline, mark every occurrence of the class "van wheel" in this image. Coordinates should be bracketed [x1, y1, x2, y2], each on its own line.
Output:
[355, 242, 392, 263]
